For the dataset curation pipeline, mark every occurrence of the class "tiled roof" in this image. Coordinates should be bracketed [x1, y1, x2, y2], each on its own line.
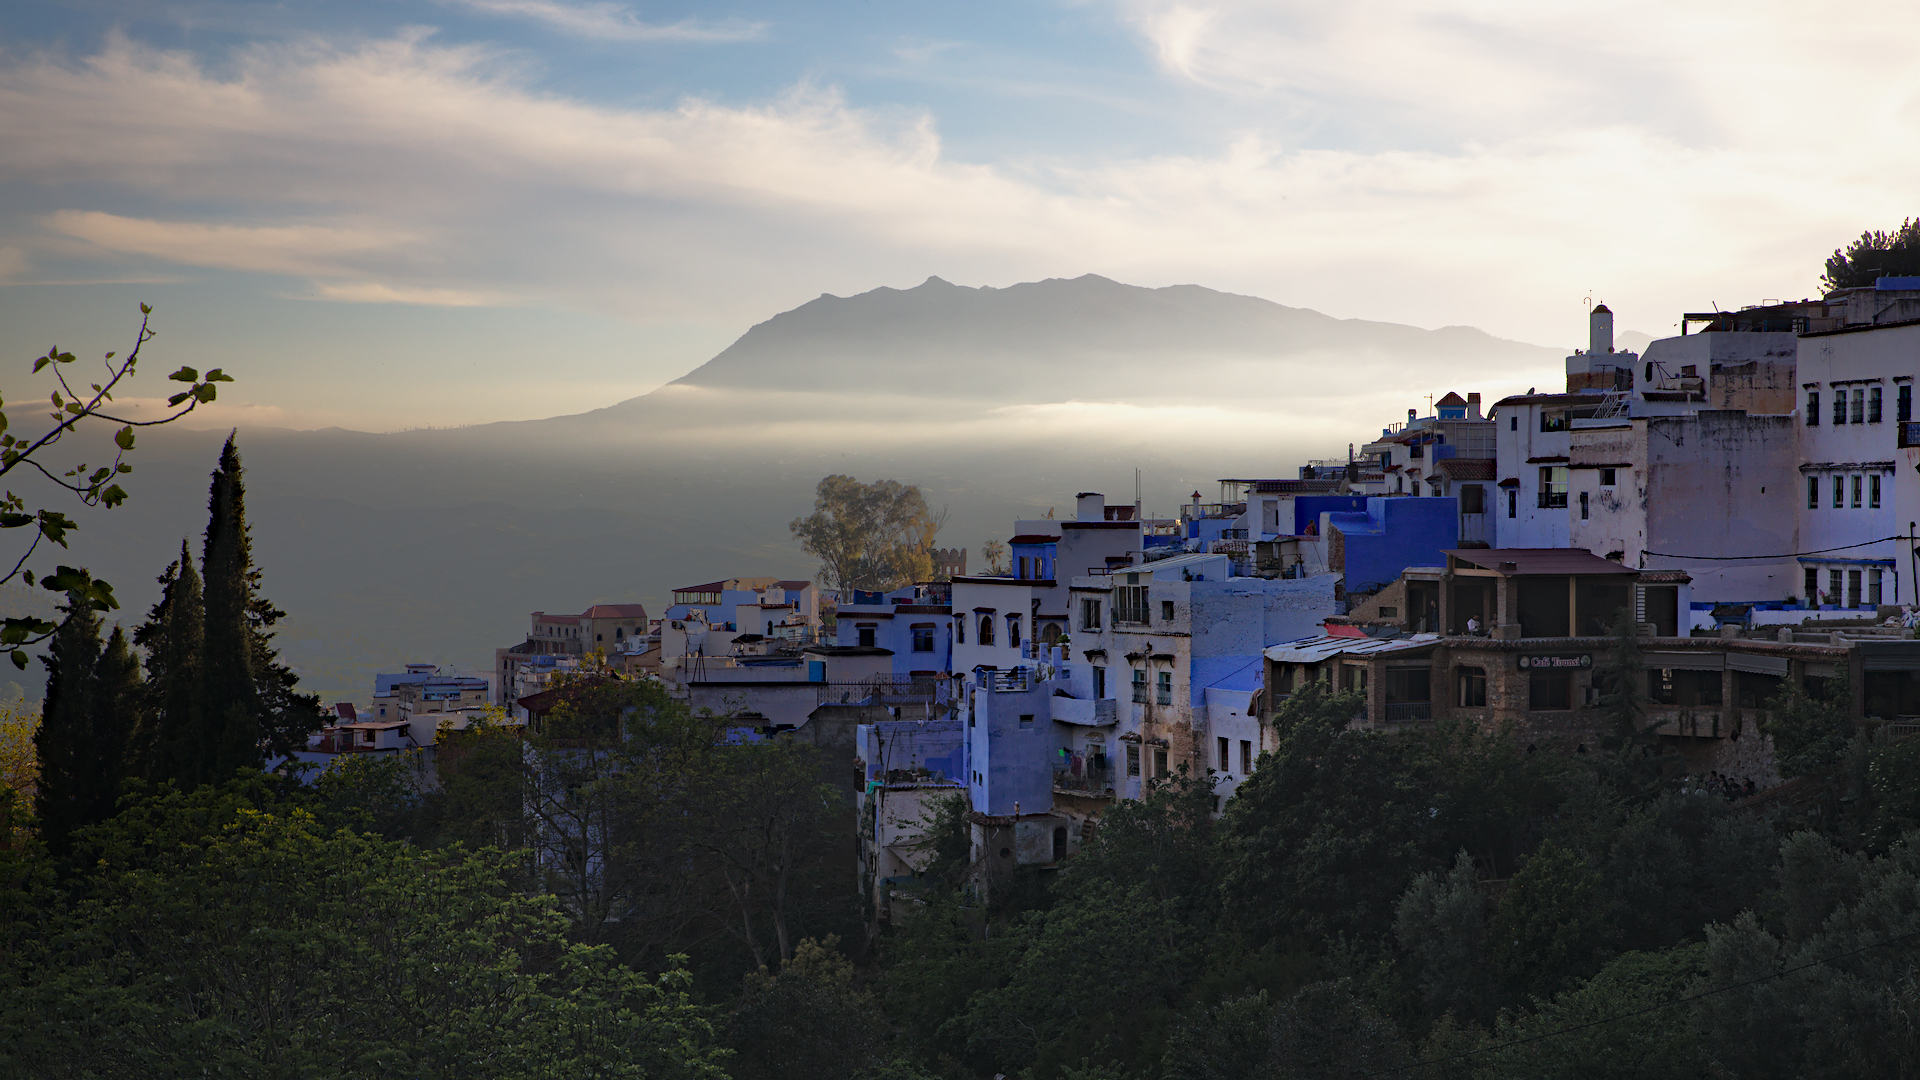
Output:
[1446, 548, 1638, 576]
[581, 604, 649, 618]
[1438, 458, 1496, 480]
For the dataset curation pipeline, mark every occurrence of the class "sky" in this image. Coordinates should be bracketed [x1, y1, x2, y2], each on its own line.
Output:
[2, 0, 1917, 431]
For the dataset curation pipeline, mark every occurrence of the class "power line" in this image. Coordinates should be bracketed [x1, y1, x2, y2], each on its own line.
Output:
[1385, 925, 1920, 1075]
[1641, 536, 1910, 561]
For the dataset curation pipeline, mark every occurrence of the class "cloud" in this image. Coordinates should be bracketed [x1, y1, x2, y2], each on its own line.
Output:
[0, 21, 1914, 369]
[437, 0, 766, 42]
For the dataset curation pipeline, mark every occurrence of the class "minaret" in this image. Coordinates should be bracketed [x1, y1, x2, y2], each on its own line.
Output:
[1590, 303, 1615, 354]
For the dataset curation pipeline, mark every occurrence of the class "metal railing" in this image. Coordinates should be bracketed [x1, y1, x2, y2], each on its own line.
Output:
[818, 676, 950, 704]
[1054, 764, 1115, 793]
[1383, 701, 1433, 721]
[974, 668, 1031, 693]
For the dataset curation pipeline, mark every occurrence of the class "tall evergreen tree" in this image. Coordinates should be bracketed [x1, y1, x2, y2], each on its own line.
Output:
[131, 542, 208, 787]
[201, 435, 262, 778]
[32, 596, 106, 857]
[196, 435, 322, 779]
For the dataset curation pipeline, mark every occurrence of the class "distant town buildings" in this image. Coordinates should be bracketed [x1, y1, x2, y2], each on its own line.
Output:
[331, 277, 1920, 913]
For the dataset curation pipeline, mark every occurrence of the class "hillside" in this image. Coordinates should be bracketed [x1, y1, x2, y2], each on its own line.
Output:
[40, 275, 1568, 699]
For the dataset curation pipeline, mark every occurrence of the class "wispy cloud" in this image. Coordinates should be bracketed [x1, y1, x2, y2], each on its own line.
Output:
[438, 0, 766, 43]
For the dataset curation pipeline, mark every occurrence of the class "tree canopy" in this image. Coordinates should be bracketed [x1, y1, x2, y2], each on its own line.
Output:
[790, 475, 941, 594]
[1823, 217, 1920, 291]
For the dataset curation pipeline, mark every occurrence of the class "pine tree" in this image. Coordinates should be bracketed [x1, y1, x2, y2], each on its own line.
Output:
[32, 595, 105, 857]
[202, 434, 262, 778]
[131, 542, 208, 787]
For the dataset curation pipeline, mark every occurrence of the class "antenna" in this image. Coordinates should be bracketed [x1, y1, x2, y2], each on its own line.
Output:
[1134, 468, 1142, 516]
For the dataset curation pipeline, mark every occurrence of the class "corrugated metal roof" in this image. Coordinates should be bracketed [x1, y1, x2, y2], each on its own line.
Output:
[1263, 634, 1438, 662]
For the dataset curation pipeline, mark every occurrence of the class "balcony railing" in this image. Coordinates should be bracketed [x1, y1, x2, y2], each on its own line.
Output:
[1537, 491, 1569, 509]
[1383, 701, 1433, 721]
[1054, 763, 1115, 793]
[818, 676, 950, 704]
[975, 667, 1031, 692]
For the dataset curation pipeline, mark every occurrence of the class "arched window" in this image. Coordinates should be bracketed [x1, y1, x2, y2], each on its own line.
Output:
[1041, 622, 1062, 645]
[1008, 615, 1021, 647]
[978, 614, 995, 645]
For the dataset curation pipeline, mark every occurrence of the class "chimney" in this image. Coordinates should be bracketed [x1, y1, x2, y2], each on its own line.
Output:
[1590, 303, 1615, 355]
[1408, 408, 1417, 424]
[1467, 392, 1482, 420]
[1075, 492, 1105, 522]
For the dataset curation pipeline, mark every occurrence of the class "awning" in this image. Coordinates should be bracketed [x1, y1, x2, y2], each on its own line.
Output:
[1728, 654, 1790, 676]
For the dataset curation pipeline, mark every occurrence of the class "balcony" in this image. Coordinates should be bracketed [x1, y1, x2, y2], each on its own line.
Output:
[1383, 701, 1432, 722]
[975, 667, 1032, 693]
[1051, 696, 1118, 726]
[1054, 763, 1115, 794]
[818, 676, 950, 705]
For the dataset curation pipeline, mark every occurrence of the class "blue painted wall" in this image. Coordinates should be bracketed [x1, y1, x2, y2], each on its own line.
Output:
[1292, 495, 1369, 536]
[1329, 497, 1459, 594]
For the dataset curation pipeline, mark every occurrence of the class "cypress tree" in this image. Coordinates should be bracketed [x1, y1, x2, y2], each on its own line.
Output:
[32, 595, 105, 857]
[131, 541, 207, 787]
[202, 434, 261, 778]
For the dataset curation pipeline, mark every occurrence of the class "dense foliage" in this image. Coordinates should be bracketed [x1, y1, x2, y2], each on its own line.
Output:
[1823, 216, 1920, 291]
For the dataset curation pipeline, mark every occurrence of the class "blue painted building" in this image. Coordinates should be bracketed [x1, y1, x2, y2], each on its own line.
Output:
[1327, 497, 1461, 596]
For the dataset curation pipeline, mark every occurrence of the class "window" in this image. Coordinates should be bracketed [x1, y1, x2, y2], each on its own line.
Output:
[1872, 474, 1883, 509]
[1529, 670, 1572, 710]
[857, 626, 877, 648]
[1161, 600, 1175, 621]
[1156, 671, 1173, 705]
[1460, 485, 1486, 513]
[1115, 586, 1151, 624]
[1018, 556, 1030, 579]
[1538, 466, 1569, 508]
[1599, 468, 1617, 486]
[1507, 488, 1517, 518]
[978, 614, 994, 645]
[1852, 474, 1863, 508]
[1835, 393, 1848, 425]
[1853, 388, 1866, 424]
[1541, 410, 1568, 432]
[1007, 615, 1021, 647]
[911, 626, 934, 652]
[1457, 666, 1488, 707]
[1808, 390, 1820, 424]
[1019, 713, 1034, 729]
[1871, 386, 1884, 423]
[1081, 597, 1102, 631]
[1240, 740, 1253, 775]
[1834, 476, 1845, 509]
[1510, 415, 1518, 431]
[1218, 736, 1230, 771]
[1153, 746, 1168, 777]
[1830, 569, 1844, 605]
[1127, 743, 1140, 776]
[1409, 442, 1425, 459]
[1132, 669, 1147, 703]
[1871, 568, 1884, 606]
[1093, 665, 1106, 698]
[956, 617, 965, 644]
[1805, 567, 1819, 606]
[1808, 477, 1819, 510]
[1579, 491, 1590, 520]
[1848, 569, 1863, 608]
[1902, 384, 1913, 422]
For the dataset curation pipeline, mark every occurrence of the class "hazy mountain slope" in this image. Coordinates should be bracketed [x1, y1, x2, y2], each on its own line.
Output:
[40, 275, 1567, 700]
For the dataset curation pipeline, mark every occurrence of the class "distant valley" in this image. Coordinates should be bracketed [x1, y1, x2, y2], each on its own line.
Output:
[41, 275, 1575, 700]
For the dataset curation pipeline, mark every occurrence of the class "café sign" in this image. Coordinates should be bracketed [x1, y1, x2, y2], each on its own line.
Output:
[1518, 654, 1593, 670]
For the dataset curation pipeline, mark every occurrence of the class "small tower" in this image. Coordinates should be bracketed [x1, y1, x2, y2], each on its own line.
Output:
[1590, 302, 1615, 355]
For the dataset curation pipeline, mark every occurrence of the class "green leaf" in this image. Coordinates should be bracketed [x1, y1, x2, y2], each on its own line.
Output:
[140, 302, 151, 314]
[167, 390, 192, 407]
[9, 651, 23, 670]
[37, 511, 75, 547]
[31, 357, 48, 373]
[0, 513, 32, 529]
[195, 383, 218, 403]
[168, 365, 198, 382]
[101, 484, 127, 507]
[21, 570, 31, 586]
[115, 425, 135, 450]
[205, 368, 234, 383]
[49, 391, 62, 408]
